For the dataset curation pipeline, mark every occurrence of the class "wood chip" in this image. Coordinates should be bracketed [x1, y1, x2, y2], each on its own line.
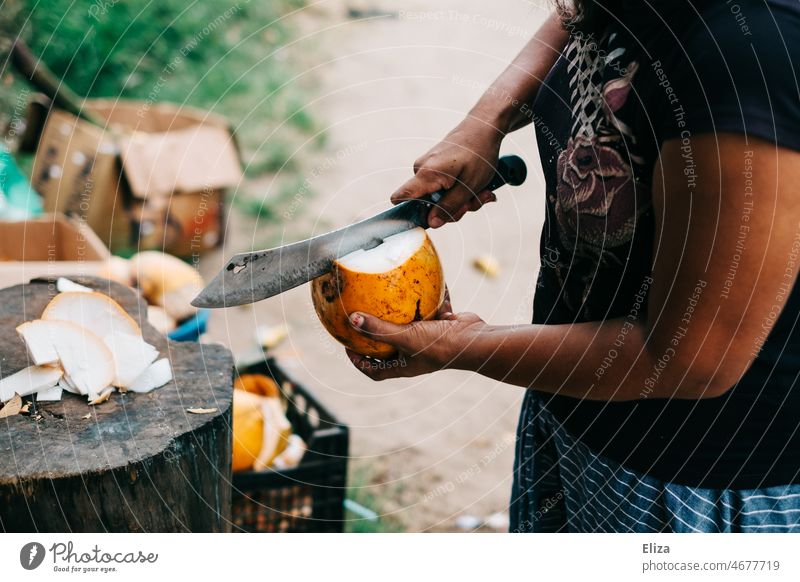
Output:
[88, 388, 114, 406]
[19, 403, 30, 414]
[472, 255, 500, 278]
[186, 407, 217, 415]
[0, 394, 23, 418]
[255, 324, 289, 349]
[82, 413, 91, 420]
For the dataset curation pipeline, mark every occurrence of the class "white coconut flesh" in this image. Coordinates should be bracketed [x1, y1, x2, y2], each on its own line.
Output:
[0, 365, 63, 402]
[51, 325, 115, 398]
[9, 291, 174, 407]
[58, 377, 81, 395]
[36, 385, 64, 402]
[337, 227, 426, 274]
[16, 321, 60, 366]
[56, 277, 93, 293]
[43, 292, 141, 339]
[252, 397, 292, 471]
[127, 358, 173, 393]
[102, 331, 159, 388]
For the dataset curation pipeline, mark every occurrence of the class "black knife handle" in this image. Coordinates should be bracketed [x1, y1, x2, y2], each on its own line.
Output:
[416, 154, 527, 226]
[488, 154, 528, 190]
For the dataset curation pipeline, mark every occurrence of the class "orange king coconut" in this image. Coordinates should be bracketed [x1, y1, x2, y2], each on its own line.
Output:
[311, 227, 445, 358]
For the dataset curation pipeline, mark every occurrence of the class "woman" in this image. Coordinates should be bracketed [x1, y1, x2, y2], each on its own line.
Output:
[346, 0, 800, 532]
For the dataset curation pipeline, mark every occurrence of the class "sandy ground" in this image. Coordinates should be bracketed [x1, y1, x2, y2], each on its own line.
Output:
[201, 0, 551, 531]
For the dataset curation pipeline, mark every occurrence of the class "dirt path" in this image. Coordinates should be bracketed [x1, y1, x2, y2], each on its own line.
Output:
[202, 0, 551, 531]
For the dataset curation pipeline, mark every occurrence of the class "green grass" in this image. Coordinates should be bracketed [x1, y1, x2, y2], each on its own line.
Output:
[235, 175, 309, 219]
[0, 0, 319, 210]
[345, 462, 406, 533]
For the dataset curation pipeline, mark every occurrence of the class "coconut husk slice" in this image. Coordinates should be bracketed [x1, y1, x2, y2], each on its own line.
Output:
[88, 388, 115, 406]
[0, 365, 63, 402]
[0, 394, 23, 419]
[187, 407, 218, 415]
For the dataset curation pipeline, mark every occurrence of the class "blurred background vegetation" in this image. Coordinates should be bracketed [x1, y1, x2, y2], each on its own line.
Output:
[0, 0, 321, 221]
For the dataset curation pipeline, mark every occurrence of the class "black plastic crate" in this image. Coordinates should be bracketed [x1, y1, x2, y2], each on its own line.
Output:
[231, 356, 349, 532]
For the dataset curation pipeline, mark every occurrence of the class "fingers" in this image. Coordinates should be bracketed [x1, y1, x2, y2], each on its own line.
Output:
[391, 171, 497, 229]
[466, 190, 497, 212]
[346, 349, 410, 381]
[349, 312, 414, 352]
[425, 180, 474, 228]
[390, 169, 452, 205]
[429, 187, 497, 228]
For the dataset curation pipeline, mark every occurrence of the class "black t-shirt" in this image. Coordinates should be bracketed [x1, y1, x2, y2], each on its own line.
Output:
[530, 0, 800, 488]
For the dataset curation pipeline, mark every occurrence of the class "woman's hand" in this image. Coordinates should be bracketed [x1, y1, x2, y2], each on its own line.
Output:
[345, 291, 488, 381]
[388, 12, 569, 229]
[390, 118, 503, 228]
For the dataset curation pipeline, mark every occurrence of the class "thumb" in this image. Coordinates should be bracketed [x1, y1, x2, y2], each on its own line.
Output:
[350, 312, 412, 349]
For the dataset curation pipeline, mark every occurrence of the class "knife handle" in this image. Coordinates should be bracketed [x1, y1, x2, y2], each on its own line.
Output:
[419, 154, 527, 224]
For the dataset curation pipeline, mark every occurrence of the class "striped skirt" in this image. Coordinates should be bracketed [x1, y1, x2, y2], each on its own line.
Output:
[510, 392, 800, 532]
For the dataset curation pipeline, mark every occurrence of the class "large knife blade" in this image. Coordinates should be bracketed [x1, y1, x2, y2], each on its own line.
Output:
[192, 155, 527, 308]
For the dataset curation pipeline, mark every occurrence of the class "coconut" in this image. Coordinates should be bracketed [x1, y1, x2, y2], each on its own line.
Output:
[36, 385, 64, 402]
[16, 321, 60, 366]
[97, 256, 133, 286]
[0, 365, 63, 402]
[56, 277, 93, 293]
[42, 291, 141, 339]
[232, 389, 264, 472]
[310, 227, 445, 358]
[231, 389, 292, 472]
[147, 305, 176, 334]
[127, 358, 173, 393]
[15, 319, 115, 398]
[50, 322, 115, 398]
[253, 397, 291, 471]
[58, 376, 81, 395]
[130, 251, 204, 321]
[102, 331, 159, 388]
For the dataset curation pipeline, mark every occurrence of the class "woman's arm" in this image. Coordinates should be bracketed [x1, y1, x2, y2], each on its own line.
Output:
[468, 12, 569, 135]
[348, 134, 800, 401]
[391, 13, 569, 228]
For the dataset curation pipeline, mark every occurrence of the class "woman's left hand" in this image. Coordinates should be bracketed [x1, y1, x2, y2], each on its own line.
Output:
[345, 292, 487, 381]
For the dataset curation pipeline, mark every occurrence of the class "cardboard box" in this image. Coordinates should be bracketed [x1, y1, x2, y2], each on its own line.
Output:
[0, 213, 111, 286]
[29, 99, 241, 256]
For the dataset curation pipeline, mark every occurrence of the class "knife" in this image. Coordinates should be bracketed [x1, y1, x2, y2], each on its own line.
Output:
[192, 154, 527, 308]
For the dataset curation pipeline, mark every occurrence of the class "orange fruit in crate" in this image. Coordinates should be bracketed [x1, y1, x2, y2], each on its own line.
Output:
[232, 389, 264, 472]
[310, 227, 445, 359]
[235, 373, 280, 398]
[232, 388, 293, 472]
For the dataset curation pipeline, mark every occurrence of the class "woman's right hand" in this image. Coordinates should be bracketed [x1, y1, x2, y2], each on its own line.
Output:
[390, 118, 504, 228]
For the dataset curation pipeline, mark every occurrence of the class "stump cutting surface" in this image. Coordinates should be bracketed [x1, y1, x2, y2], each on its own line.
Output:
[0, 277, 233, 532]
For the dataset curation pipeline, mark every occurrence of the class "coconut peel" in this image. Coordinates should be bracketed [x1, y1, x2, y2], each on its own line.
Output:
[127, 358, 173, 393]
[0, 365, 63, 402]
[43, 291, 141, 339]
[102, 331, 159, 387]
[15, 290, 171, 406]
[252, 397, 292, 471]
[36, 385, 64, 402]
[56, 277, 93, 293]
[0, 394, 23, 418]
[16, 321, 60, 366]
[88, 387, 115, 406]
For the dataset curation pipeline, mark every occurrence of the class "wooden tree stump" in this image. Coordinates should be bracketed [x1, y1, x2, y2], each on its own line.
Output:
[0, 277, 233, 532]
